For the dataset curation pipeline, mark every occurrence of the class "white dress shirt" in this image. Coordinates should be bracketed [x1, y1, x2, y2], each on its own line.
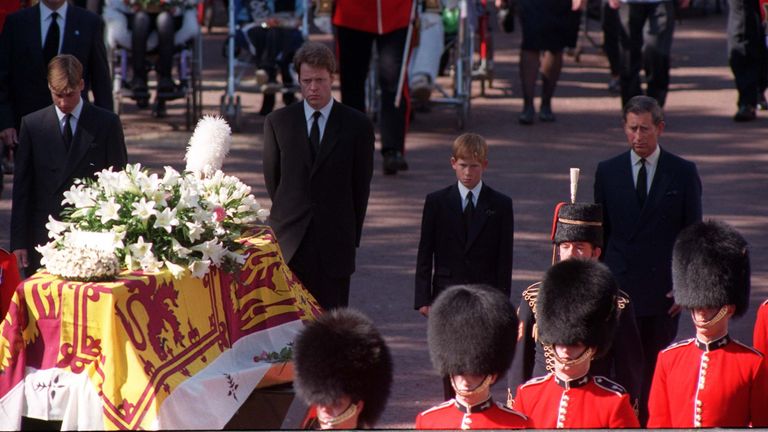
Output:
[303, 98, 334, 144]
[458, 181, 483, 210]
[631, 145, 660, 195]
[55, 97, 83, 138]
[40, 1, 68, 53]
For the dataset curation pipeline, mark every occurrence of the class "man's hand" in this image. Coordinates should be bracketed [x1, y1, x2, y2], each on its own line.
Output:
[13, 249, 28, 269]
[418, 305, 430, 317]
[666, 290, 681, 317]
[0, 128, 18, 148]
[678, 0, 690, 9]
[608, 0, 620, 9]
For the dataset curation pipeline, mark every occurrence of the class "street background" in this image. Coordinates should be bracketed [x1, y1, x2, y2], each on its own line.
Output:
[1, 4, 766, 428]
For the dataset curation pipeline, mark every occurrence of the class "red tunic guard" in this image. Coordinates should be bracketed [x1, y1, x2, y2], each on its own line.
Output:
[0, 248, 21, 318]
[648, 335, 768, 428]
[754, 300, 768, 356]
[415, 397, 528, 429]
[513, 373, 639, 428]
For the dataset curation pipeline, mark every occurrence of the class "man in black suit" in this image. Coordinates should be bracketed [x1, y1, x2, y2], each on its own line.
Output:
[0, 0, 112, 191]
[593, 95, 701, 425]
[414, 133, 513, 399]
[263, 41, 374, 310]
[11, 55, 127, 274]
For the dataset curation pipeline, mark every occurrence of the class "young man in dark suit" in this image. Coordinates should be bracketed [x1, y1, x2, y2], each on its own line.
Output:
[262, 41, 375, 311]
[0, 0, 112, 190]
[10, 55, 127, 274]
[593, 95, 702, 425]
[414, 132, 514, 399]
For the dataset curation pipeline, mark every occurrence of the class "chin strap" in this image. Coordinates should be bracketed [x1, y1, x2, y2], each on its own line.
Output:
[692, 306, 729, 330]
[318, 402, 358, 429]
[451, 375, 493, 398]
[549, 345, 595, 367]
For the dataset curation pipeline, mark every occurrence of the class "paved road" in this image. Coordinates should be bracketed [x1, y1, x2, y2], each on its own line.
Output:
[1, 7, 766, 428]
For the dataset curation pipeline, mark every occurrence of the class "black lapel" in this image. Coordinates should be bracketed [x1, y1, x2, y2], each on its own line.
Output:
[291, 103, 313, 171]
[447, 184, 465, 244]
[42, 107, 68, 186]
[58, 103, 95, 191]
[27, 5, 46, 72]
[61, 6, 81, 54]
[465, 184, 491, 251]
[635, 148, 673, 230]
[311, 101, 341, 175]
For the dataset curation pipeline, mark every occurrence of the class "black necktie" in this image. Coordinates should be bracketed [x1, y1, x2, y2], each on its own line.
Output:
[637, 158, 647, 206]
[63, 113, 73, 151]
[463, 191, 475, 236]
[309, 111, 321, 161]
[43, 12, 60, 67]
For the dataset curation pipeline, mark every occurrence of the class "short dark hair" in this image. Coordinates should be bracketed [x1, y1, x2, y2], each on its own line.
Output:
[623, 95, 664, 125]
[48, 54, 83, 93]
[293, 41, 336, 76]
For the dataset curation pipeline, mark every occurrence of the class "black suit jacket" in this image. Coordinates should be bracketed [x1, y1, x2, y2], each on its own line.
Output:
[10, 102, 127, 270]
[414, 183, 514, 309]
[594, 148, 702, 316]
[0, 4, 112, 131]
[263, 100, 374, 278]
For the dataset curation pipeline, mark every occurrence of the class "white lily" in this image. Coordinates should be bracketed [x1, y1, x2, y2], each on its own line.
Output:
[131, 197, 157, 221]
[128, 236, 152, 258]
[189, 259, 212, 279]
[96, 197, 122, 224]
[164, 260, 187, 279]
[154, 207, 179, 233]
[192, 239, 227, 266]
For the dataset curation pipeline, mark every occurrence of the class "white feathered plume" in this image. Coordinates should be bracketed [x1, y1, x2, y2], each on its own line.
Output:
[185, 115, 232, 176]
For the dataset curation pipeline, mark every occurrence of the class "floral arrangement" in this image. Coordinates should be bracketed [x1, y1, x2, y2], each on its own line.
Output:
[37, 116, 269, 280]
[44, 244, 121, 282]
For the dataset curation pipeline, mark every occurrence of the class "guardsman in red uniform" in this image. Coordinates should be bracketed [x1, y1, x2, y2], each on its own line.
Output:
[415, 285, 528, 429]
[293, 308, 393, 429]
[512, 259, 640, 428]
[754, 299, 768, 356]
[648, 220, 768, 428]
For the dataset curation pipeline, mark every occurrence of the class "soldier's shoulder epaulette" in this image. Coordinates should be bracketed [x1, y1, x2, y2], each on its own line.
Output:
[662, 338, 695, 352]
[494, 402, 528, 420]
[419, 400, 454, 416]
[732, 339, 764, 357]
[593, 376, 627, 396]
[522, 282, 542, 311]
[520, 374, 549, 389]
[616, 290, 631, 310]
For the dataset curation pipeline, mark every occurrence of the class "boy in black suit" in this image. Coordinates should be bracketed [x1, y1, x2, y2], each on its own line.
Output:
[414, 132, 514, 398]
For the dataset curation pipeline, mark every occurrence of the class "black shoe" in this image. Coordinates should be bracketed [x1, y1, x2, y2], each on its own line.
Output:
[518, 105, 535, 125]
[539, 105, 556, 122]
[130, 77, 149, 99]
[382, 152, 398, 175]
[157, 77, 176, 95]
[395, 151, 409, 171]
[733, 104, 756, 122]
[152, 100, 167, 118]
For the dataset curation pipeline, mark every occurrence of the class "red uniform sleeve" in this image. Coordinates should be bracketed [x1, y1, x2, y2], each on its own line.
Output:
[647, 352, 672, 428]
[511, 384, 528, 414]
[754, 302, 768, 356]
[750, 356, 768, 427]
[611, 394, 641, 428]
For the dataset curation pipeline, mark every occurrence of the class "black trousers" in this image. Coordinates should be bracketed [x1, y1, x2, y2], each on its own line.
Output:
[336, 26, 409, 155]
[727, 0, 767, 107]
[602, 0, 621, 76]
[617, 1, 675, 107]
[129, 11, 179, 80]
[636, 313, 679, 427]
[288, 228, 351, 310]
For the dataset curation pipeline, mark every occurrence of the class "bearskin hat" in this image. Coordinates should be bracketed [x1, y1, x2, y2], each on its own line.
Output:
[551, 202, 604, 247]
[428, 284, 518, 377]
[293, 308, 393, 428]
[536, 259, 619, 358]
[672, 220, 750, 317]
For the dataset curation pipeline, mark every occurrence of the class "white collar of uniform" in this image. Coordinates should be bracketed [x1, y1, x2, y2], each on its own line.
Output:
[458, 181, 483, 202]
[303, 98, 334, 123]
[55, 97, 83, 123]
[41, 1, 68, 22]
[630, 145, 660, 167]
